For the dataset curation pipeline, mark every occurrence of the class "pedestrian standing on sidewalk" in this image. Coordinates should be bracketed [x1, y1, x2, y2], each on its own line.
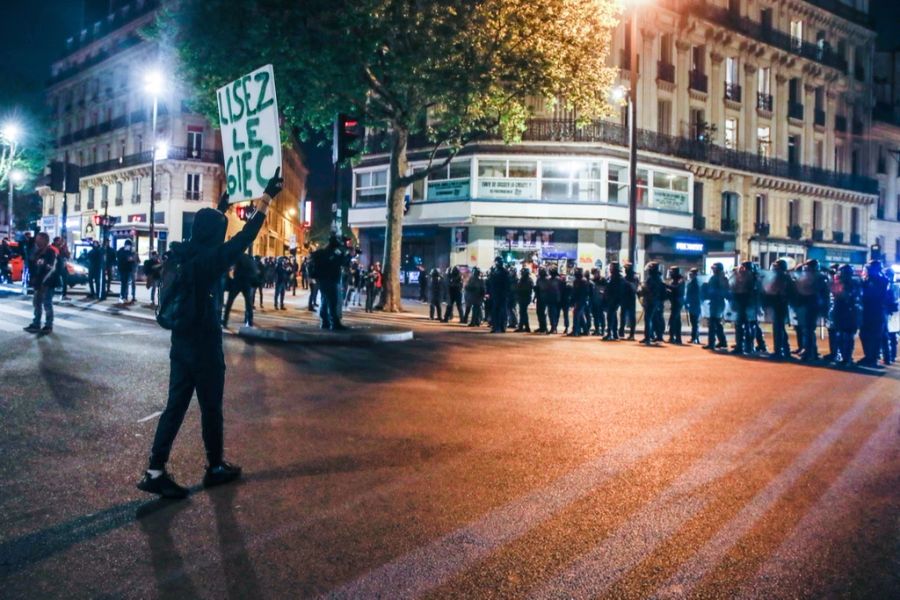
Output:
[23, 232, 58, 334]
[464, 267, 485, 326]
[116, 239, 137, 304]
[665, 266, 685, 344]
[86, 240, 102, 299]
[603, 262, 624, 340]
[487, 256, 510, 333]
[137, 169, 283, 499]
[20, 231, 34, 294]
[222, 252, 258, 328]
[685, 268, 702, 344]
[143, 251, 162, 306]
[290, 256, 299, 296]
[515, 267, 534, 332]
[702, 262, 729, 349]
[533, 267, 550, 333]
[428, 268, 444, 320]
[274, 256, 291, 310]
[418, 264, 428, 302]
[619, 262, 638, 340]
[443, 266, 464, 323]
[103, 240, 115, 299]
[254, 255, 266, 308]
[0, 238, 11, 283]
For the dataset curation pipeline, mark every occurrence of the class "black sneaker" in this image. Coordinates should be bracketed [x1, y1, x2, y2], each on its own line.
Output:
[203, 461, 242, 488]
[40, 325, 53, 334]
[137, 471, 190, 499]
[23, 323, 41, 333]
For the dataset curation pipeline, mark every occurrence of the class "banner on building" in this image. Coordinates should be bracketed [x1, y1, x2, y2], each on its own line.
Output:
[217, 64, 282, 202]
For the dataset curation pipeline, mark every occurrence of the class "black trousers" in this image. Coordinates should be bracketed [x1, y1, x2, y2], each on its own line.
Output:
[619, 302, 636, 337]
[546, 301, 560, 331]
[517, 300, 531, 331]
[535, 300, 547, 331]
[772, 304, 790, 357]
[688, 311, 700, 341]
[223, 285, 254, 326]
[668, 305, 683, 342]
[707, 317, 727, 347]
[444, 291, 463, 321]
[150, 358, 225, 469]
[605, 307, 619, 338]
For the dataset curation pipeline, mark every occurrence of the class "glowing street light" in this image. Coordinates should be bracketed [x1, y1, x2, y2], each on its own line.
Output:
[8, 169, 25, 238]
[288, 207, 297, 217]
[1, 122, 21, 145]
[144, 68, 166, 253]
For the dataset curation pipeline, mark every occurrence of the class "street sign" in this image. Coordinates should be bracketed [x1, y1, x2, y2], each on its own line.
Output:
[158, 231, 168, 241]
[288, 234, 297, 250]
[216, 64, 282, 202]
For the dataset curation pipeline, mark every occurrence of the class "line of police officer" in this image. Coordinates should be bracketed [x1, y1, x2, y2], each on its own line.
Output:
[426, 255, 899, 368]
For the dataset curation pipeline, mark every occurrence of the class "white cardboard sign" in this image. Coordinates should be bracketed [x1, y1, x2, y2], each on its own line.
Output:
[217, 64, 282, 202]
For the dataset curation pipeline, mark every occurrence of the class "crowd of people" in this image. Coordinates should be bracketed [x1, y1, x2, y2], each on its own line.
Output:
[418, 256, 899, 369]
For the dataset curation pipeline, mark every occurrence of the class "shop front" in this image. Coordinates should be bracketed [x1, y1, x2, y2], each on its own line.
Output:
[749, 239, 807, 270]
[644, 231, 732, 273]
[493, 227, 578, 272]
[806, 245, 868, 268]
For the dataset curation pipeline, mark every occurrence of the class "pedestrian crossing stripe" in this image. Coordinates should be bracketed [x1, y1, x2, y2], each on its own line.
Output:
[0, 304, 89, 329]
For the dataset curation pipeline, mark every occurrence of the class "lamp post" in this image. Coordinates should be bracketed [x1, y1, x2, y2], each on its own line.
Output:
[9, 169, 25, 238]
[626, 10, 639, 267]
[2, 122, 22, 238]
[144, 69, 164, 253]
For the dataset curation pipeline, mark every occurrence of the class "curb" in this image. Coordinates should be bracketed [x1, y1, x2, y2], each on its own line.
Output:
[237, 325, 414, 345]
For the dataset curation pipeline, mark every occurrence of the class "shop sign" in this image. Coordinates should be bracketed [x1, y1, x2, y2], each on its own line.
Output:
[427, 179, 470, 201]
[807, 246, 867, 265]
[675, 241, 705, 254]
[127, 213, 147, 223]
[478, 179, 538, 200]
[217, 64, 282, 201]
[40, 215, 57, 237]
[653, 189, 688, 212]
[81, 211, 97, 240]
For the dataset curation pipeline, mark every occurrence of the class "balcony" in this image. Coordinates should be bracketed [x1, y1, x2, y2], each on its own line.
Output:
[788, 102, 804, 121]
[657, 61, 675, 83]
[754, 222, 770, 236]
[814, 109, 826, 127]
[835, 115, 847, 132]
[185, 190, 201, 201]
[850, 233, 862, 246]
[131, 194, 141, 204]
[756, 93, 773, 112]
[693, 214, 706, 230]
[724, 83, 742, 103]
[689, 70, 708, 93]
[680, 1, 848, 73]
[114, 196, 123, 207]
[79, 147, 224, 178]
[854, 64, 865, 82]
[832, 231, 844, 243]
[619, 49, 639, 73]
[788, 224, 803, 240]
[720, 218, 738, 233]
[852, 120, 863, 135]
[812, 229, 824, 242]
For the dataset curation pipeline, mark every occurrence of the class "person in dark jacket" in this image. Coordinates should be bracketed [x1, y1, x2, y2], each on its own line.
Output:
[0, 238, 11, 283]
[665, 266, 685, 344]
[729, 261, 755, 355]
[428, 268, 444, 320]
[487, 257, 510, 333]
[23, 232, 58, 333]
[603, 262, 624, 340]
[858, 260, 891, 368]
[638, 262, 666, 344]
[546, 267, 563, 333]
[116, 239, 137, 303]
[222, 252, 259, 327]
[143, 250, 163, 306]
[589, 267, 607, 336]
[795, 259, 829, 362]
[86, 240, 103, 299]
[515, 267, 535, 332]
[273, 256, 293, 310]
[311, 234, 352, 329]
[464, 267, 485, 326]
[764, 259, 794, 359]
[418, 264, 428, 302]
[829, 264, 861, 366]
[685, 268, 702, 344]
[560, 272, 572, 334]
[619, 262, 638, 340]
[138, 169, 283, 499]
[506, 266, 519, 329]
[443, 266, 464, 322]
[52, 236, 71, 300]
[534, 267, 551, 333]
[568, 268, 590, 336]
[702, 262, 729, 349]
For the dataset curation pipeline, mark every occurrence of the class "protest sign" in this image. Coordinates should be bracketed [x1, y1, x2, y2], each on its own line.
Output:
[217, 64, 282, 202]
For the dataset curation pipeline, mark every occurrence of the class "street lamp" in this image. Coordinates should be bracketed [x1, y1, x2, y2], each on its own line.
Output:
[8, 169, 25, 238]
[144, 69, 165, 253]
[2, 121, 22, 238]
[1, 122, 21, 145]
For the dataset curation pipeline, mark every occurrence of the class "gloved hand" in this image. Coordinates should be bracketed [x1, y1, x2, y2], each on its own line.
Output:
[264, 167, 284, 199]
[216, 191, 230, 213]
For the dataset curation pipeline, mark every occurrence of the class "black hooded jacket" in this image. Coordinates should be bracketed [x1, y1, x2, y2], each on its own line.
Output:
[170, 208, 265, 367]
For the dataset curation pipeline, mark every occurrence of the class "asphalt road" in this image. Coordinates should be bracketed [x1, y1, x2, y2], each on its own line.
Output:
[0, 289, 898, 599]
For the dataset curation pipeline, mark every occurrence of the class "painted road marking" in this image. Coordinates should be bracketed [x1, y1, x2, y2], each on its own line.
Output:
[528, 379, 842, 599]
[739, 400, 900, 599]
[0, 304, 88, 329]
[652, 381, 882, 599]
[137, 411, 163, 423]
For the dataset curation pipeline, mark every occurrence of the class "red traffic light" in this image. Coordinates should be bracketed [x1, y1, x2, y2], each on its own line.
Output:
[234, 203, 253, 221]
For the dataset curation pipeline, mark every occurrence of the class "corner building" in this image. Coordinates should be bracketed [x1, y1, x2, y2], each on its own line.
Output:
[38, 0, 307, 260]
[350, 0, 879, 280]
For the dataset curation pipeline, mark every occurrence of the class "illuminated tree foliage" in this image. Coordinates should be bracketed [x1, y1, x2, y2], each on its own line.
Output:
[160, 0, 620, 310]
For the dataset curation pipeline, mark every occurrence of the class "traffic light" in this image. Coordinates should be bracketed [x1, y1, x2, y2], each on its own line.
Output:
[333, 113, 362, 164]
[49, 161, 80, 193]
[234, 203, 253, 221]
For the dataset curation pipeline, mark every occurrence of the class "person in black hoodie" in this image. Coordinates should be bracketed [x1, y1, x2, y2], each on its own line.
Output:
[684, 268, 702, 344]
[533, 267, 551, 333]
[546, 267, 563, 333]
[137, 169, 283, 499]
[515, 267, 534, 332]
[464, 267, 485, 326]
[638, 262, 665, 345]
[428, 268, 444, 320]
[487, 257, 510, 333]
[589, 267, 607, 336]
[222, 252, 259, 327]
[665, 266, 685, 344]
[568, 268, 590, 336]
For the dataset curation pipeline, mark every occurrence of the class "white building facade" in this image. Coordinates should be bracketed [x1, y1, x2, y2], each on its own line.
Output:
[351, 0, 881, 280]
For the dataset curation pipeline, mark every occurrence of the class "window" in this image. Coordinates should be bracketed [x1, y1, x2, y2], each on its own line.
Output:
[657, 100, 672, 135]
[851, 206, 860, 235]
[101, 184, 109, 208]
[131, 176, 141, 203]
[813, 200, 822, 230]
[136, 134, 143, 153]
[87, 187, 95, 210]
[833, 205, 844, 233]
[540, 160, 602, 202]
[477, 159, 507, 178]
[355, 169, 388, 204]
[757, 126, 771, 158]
[721, 192, 740, 230]
[187, 126, 203, 158]
[651, 171, 689, 212]
[788, 135, 800, 165]
[788, 199, 799, 227]
[690, 108, 706, 141]
[895, 239, 900, 262]
[725, 57, 738, 86]
[760, 7, 773, 31]
[757, 67, 771, 95]
[724, 118, 738, 149]
[424, 159, 470, 201]
[790, 19, 804, 48]
[877, 146, 886, 173]
[115, 181, 123, 206]
[607, 163, 629, 204]
[755, 194, 768, 225]
[691, 45, 705, 74]
[877, 190, 886, 219]
[185, 173, 202, 200]
[660, 33, 673, 64]
[788, 78, 801, 105]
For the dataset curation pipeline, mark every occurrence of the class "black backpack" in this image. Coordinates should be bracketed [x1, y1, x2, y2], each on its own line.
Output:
[155, 251, 200, 332]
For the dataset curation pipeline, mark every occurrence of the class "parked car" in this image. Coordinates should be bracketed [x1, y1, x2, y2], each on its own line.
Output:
[63, 261, 89, 286]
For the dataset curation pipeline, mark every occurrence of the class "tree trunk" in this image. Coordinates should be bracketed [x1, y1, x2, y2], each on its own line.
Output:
[380, 127, 409, 312]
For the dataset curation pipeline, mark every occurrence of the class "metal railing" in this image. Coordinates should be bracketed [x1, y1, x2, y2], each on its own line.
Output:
[79, 147, 224, 178]
[814, 109, 826, 126]
[657, 61, 675, 83]
[754, 222, 770, 236]
[721, 218, 738, 233]
[693, 215, 706, 230]
[724, 83, 742, 102]
[689, 70, 708, 93]
[833, 231, 844, 243]
[789, 102, 804, 120]
[757, 93, 773, 111]
[835, 115, 847, 132]
[788, 224, 803, 240]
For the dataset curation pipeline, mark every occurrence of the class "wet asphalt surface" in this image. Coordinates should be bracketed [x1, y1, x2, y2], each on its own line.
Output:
[0, 289, 898, 599]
